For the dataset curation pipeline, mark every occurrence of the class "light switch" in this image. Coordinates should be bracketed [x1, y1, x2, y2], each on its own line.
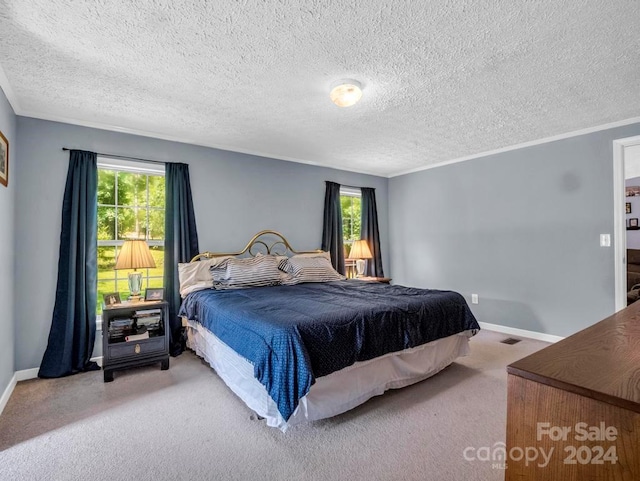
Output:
[600, 234, 611, 247]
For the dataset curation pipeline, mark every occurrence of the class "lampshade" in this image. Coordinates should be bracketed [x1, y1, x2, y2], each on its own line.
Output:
[348, 239, 373, 260]
[115, 239, 156, 270]
[330, 79, 363, 107]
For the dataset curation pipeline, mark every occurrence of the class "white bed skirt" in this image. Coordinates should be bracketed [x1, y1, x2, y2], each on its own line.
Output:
[185, 319, 474, 431]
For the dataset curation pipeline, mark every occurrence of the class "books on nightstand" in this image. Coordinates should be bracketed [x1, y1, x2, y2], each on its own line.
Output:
[107, 306, 164, 343]
[108, 317, 135, 342]
[135, 308, 163, 335]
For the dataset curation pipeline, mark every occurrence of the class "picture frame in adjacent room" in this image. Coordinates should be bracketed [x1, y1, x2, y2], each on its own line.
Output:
[0, 129, 8, 187]
[145, 288, 164, 301]
[626, 186, 640, 197]
[627, 202, 632, 214]
[630, 218, 639, 228]
[103, 292, 121, 306]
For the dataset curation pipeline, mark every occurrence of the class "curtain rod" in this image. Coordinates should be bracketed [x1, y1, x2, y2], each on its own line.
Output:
[339, 183, 369, 191]
[61, 148, 166, 166]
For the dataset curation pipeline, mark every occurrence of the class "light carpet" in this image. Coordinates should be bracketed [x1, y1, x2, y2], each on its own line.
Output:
[0, 330, 549, 481]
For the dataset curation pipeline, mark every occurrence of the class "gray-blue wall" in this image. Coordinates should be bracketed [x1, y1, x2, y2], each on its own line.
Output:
[0, 87, 16, 397]
[389, 122, 640, 337]
[14, 117, 389, 370]
[12, 113, 640, 370]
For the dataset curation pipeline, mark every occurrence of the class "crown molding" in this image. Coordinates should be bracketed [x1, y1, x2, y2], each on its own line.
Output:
[0, 62, 20, 114]
[389, 116, 640, 178]
[17, 109, 386, 178]
[15, 108, 640, 181]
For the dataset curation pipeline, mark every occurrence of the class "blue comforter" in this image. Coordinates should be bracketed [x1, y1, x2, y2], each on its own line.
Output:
[179, 280, 479, 421]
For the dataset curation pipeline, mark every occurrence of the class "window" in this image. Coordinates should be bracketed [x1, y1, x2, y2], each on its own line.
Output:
[97, 159, 165, 314]
[340, 187, 361, 277]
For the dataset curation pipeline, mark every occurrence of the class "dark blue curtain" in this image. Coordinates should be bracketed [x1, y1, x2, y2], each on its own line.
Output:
[39, 150, 99, 378]
[164, 163, 199, 356]
[361, 187, 384, 277]
[321, 181, 345, 274]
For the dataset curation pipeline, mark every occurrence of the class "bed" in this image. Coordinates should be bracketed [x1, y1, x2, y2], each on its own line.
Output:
[178, 231, 480, 431]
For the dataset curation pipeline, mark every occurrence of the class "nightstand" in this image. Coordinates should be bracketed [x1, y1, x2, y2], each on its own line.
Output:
[355, 276, 392, 284]
[102, 300, 169, 382]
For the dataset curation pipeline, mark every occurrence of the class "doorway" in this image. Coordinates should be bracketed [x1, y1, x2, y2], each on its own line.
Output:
[613, 135, 640, 311]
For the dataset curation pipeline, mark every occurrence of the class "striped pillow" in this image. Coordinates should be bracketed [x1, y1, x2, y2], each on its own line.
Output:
[280, 255, 345, 284]
[210, 255, 283, 289]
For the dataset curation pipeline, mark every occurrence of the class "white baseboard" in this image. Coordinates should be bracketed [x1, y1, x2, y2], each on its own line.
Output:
[12, 356, 104, 384]
[479, 321, 565, 344]
[0, 373, 17, 416]
[15, 368, 39, 382]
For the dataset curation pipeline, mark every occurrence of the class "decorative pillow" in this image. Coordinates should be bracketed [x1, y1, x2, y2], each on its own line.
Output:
[178, 256, 233, 297]
[210, 255, 284, 290]
[276, 251, 331, 271]
[280, 255, 345, 284]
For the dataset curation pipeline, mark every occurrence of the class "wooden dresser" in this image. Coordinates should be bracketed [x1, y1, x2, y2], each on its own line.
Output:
[505, 304, 640, 480]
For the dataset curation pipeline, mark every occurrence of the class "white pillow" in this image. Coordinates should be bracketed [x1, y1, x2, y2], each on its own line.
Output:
[178, 256, 233, 297]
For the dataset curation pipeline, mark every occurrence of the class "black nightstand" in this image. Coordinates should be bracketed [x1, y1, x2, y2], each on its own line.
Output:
[102, 300, 169, 382]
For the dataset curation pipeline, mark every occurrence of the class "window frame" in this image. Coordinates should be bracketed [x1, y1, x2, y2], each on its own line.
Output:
[96, 157, 165, 324]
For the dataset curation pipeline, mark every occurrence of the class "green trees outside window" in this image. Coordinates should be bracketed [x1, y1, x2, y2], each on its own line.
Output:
[341, 192, 361, 270]
[97, 168, 165, 314]
[341, 193, 361, 255]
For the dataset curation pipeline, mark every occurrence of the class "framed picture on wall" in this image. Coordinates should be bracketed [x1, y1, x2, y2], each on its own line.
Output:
[0, 129, 8, 187]
[627, 203, 632, 214]
[630, 218, 639, 228]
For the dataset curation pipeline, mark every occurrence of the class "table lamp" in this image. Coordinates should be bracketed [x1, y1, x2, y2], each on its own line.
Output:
[115, 239, 156, 300]
[348, 239, 373, 277]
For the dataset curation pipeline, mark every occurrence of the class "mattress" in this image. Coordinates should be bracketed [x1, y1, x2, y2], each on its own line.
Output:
[186, 319, 474, 431]
[179, 281, 480, 421]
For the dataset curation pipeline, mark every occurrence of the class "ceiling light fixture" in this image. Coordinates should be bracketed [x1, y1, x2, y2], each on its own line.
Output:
[330, 79, 363, 107]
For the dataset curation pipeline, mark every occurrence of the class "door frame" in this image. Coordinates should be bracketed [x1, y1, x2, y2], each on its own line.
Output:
[613, 135, 640, 312]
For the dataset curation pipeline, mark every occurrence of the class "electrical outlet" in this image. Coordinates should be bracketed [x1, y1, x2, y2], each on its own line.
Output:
[471, 294, 478, 304]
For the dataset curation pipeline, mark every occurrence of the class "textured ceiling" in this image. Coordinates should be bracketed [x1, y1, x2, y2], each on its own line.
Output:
[0, 1, 638, 177]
